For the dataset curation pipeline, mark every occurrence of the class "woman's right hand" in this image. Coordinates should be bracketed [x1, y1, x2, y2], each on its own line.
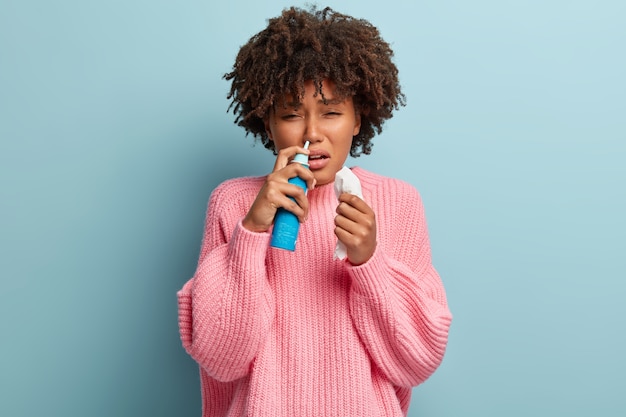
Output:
[242, 145, 316, 233]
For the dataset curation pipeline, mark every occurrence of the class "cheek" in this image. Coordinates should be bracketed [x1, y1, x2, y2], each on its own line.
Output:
[271, 123, 302, 148]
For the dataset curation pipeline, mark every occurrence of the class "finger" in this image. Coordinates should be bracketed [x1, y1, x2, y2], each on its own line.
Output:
[292, 163, 316, 190]
[272, 145, 311, 172]
[337, 193, 372, 215]
[336, 201, 374, 227]
[244, 174, 308, 231]
[334, 220, 376, 265]
[268, 182, 309, 221]
[334, 210, 377, 265]
[333, 225, 353, 244]
[334, 211, 362, 235]
[335, 202, 361, 225]
[269, 154, 316, 192]
[333, 222, 372, 246]
[335, 197, 376, 238]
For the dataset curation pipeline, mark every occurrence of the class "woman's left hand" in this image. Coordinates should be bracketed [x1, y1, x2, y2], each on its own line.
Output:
[334, 193, 377, 265]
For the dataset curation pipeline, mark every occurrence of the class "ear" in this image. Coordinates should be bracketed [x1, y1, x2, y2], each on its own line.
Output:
[353, 112, 362, 136]
[264, 116, 274, 141]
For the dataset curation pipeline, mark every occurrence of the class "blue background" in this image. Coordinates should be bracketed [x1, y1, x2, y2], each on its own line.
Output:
[1, 0, 624, 416]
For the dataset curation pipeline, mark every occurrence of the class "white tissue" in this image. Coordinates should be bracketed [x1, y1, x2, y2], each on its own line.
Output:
[333, 167, 363, 260]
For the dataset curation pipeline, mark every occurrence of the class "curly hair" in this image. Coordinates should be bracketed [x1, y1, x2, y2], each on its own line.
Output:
[224, 6, 405, 157]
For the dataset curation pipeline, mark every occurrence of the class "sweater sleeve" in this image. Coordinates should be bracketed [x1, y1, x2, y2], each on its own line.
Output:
[347, 182, 452, 388]
[177, 180, 275, 382]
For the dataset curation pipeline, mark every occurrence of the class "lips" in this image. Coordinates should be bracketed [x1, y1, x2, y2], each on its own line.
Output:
[307, 150, 330, 170]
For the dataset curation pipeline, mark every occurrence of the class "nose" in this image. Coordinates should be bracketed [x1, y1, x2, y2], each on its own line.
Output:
[304, 116, 323, 144]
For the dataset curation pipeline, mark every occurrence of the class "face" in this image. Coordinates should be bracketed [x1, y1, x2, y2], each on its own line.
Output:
[265, 79, 361, 186]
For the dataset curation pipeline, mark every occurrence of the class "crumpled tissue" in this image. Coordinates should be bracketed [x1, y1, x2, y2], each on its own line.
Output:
[333, 166, 363, 260]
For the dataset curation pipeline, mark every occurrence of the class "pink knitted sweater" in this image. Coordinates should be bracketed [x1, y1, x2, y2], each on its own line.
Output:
[177, 167, 452, 417]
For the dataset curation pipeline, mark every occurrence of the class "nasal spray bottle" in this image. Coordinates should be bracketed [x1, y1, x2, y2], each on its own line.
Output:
[270, 141, 310, 251]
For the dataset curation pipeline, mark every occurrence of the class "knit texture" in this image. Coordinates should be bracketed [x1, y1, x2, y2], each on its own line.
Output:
[178, 167, 452, 417]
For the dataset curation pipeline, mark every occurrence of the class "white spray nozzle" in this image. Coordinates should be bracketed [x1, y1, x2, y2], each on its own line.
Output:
[293, 141, 310, 165]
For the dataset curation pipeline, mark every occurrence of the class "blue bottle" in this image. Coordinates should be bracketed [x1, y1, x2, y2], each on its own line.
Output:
[270, 141, 310, 251]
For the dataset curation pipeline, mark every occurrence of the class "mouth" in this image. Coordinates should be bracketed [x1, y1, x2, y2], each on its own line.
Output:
[308, 149, 329, 160]
[307, 150, 330, 169]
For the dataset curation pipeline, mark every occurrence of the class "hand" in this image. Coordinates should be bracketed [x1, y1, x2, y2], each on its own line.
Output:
[334, 193, 377, 265]
[242, 145, 316, 233]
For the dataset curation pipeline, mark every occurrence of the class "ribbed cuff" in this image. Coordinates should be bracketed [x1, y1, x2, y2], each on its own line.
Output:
[227, 219, 271, 271]
[177, 280, 194, 349]
[346, 246, 392, 299]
